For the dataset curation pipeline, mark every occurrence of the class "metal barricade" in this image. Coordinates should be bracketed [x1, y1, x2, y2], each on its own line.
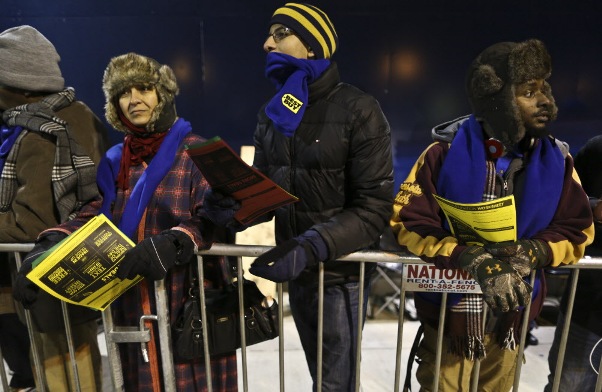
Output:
[1, 243, 602, 392]
[0, 243, 84, 392]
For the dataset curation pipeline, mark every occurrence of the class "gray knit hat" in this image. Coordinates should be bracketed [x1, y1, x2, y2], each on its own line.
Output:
[102, 52, 179, 134]
[0, 25, 65, 92]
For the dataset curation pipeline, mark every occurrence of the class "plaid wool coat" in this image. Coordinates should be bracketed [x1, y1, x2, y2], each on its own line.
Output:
[52, 131, 238, 392]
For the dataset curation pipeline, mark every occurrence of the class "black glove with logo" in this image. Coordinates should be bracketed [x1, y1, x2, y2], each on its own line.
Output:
[485, 239, 550, 277]
[117, 230, 195, 281]
[457, 245, 532, 312]
[13, 232, 68, 309]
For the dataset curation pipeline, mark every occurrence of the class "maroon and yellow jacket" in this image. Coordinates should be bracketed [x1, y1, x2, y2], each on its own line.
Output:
[391, 116, 594, 271]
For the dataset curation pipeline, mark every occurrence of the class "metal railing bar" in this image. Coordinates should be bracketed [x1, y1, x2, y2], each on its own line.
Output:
[512, 270, 537, 391]
[60, 301, 82, 392]
[393, 276, 406, 391]
[354, 262, 366, 392]
[316, 262, 325, 392]
[154, 278, 176, 392]
[551, 268, 580, 392]
[3, 243, 602, 391]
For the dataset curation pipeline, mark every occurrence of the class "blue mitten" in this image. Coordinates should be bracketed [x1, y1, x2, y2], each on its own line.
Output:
[250, 230, 328, 282]
[203, 189, 242, 228]
[117, 230, 195, 281]
[13, 232, 68, 308]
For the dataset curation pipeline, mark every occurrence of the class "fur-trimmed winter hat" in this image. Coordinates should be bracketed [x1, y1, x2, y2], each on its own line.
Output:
[0, 25, 64, 92]
[466, 39, 558, 150]
[102, 52, 179, 134]
[270, 3, 338, 59]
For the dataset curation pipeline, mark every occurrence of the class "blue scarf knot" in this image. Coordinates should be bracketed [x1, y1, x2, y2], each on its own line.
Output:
[264, 52, 330, 137]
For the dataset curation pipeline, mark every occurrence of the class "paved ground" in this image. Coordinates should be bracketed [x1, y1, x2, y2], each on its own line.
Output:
[236, 312, 555, 392]
[1, 306, 555, 392]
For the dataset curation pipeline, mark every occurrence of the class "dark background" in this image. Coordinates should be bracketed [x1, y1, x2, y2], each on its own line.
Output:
[2, 0, 601, 191]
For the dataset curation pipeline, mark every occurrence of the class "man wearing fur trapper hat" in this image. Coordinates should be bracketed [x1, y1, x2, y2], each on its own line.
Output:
[14, 52, 237, 391]
[391, 39, 594, 391]
[202, 3, 393, 391]
[2, 25, 108, 391]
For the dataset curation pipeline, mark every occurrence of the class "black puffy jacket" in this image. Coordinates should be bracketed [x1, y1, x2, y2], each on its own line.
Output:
[253, 63, 394, 277]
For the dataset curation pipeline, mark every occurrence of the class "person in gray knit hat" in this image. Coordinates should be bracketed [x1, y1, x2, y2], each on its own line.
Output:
[3, 25, 108, 392]
[0, 25, 64, 92]
[391, 38, 593, 391]
[19, 52, 238, 391]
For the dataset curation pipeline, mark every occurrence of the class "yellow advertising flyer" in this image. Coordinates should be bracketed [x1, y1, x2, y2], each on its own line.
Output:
[433, 194, 517, 246]
[27, 214, 142, 311]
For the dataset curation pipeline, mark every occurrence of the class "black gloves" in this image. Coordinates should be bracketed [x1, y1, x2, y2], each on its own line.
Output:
[457, 246, 532, 312]
[117, 230, 195, 281]
[250, 230, 328, 283]
[485, 239, 550, 277]
[203, 189, 243, 230]
[13, 232, 68, 309]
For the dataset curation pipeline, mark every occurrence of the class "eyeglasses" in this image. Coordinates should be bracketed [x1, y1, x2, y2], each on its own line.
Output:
[268, 26, 294, 43]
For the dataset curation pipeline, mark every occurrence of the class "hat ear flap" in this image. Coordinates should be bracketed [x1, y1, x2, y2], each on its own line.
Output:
[158, 65, 179, 97]
[469, 64, 504, 98]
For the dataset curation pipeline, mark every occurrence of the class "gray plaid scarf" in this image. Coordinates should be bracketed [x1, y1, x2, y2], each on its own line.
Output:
[448, 160, 496, 360]
[447, 160, 521, 360]
[0, 88, 98, 222]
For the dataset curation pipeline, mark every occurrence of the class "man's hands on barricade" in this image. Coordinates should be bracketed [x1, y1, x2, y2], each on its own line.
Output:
[457, 245, 532, 312]
[250, 230, 329, 282]
[485, 239, 550, 277]
[117, 230, 195, 281]
[13, 231, 68, 308]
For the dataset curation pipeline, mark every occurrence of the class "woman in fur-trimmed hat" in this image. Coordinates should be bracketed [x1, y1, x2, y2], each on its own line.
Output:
[25, 52, 238, 391]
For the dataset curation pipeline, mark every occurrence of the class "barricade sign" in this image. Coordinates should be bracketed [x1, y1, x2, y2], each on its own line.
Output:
[403, 263, 482, 293]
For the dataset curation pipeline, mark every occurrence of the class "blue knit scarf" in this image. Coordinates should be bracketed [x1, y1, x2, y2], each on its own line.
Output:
[437, 115, 565, 239]
[0, 125, 22, 175]
[436, 115, 565, 306]
[97, 118, 191, 239]
[265, 52, 330, 137]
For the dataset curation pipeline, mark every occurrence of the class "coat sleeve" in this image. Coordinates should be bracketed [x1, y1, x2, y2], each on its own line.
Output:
[313, 97, 394, 259]
[532, 154, 594, 266]
[390, 141, 465, 269]
[0, 132, 59, 242]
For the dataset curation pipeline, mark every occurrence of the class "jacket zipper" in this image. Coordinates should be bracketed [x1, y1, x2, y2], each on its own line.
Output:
[289, 136, 297, 234]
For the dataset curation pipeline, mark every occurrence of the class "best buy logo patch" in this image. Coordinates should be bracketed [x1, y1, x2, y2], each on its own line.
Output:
[281, 93, 303, 114]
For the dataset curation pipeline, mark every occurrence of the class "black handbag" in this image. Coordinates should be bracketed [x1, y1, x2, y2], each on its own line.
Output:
[172, 263, 279, 361]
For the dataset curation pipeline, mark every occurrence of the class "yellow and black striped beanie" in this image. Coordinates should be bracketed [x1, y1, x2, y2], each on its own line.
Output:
[270, 3, 338, 59]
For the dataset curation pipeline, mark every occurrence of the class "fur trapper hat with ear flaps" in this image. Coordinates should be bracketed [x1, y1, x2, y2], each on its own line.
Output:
[466, 39, 558, 150]
[102, 52, 179, 134]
